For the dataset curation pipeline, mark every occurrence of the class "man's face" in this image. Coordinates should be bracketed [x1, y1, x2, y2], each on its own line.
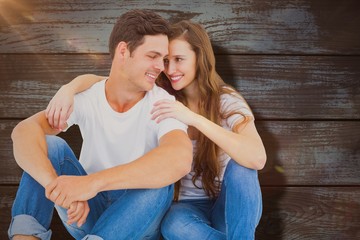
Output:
[124, 34, 169, 92]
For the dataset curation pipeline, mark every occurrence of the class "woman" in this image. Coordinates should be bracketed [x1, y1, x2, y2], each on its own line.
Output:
[46, 20, 266, 240]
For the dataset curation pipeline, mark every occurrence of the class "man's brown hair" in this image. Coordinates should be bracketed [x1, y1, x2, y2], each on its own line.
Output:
[108, 9, 170, 59]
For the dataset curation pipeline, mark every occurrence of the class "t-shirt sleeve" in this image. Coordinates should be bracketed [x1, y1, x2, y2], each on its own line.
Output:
[152, 87, 188, 140]
[221, 93, 254, 130]
[157, 117, 188, 140]
[61, 93, 84, 132]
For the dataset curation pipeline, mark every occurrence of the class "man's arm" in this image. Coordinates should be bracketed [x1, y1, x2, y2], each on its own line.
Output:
[46, 130, 192, 206]
[11, 111, 61, 187]
[96, 129, 193, 190]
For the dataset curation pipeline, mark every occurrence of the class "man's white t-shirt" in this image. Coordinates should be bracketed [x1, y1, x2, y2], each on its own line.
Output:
[65, 79, 187, 174]
[179, 92, 253, 200]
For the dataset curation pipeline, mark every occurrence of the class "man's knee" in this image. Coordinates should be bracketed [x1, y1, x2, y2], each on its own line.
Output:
[45, 135, 68, 155]
[142, 185, 174, 208]
[45, 135, 79, 175]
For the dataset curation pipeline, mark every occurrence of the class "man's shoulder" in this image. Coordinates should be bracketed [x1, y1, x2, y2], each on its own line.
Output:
[77, 79, 106, 98]
[147, 84, 175, 101]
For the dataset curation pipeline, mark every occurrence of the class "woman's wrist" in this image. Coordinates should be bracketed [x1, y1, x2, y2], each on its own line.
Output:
[191, 113, 204, 128]
[61, 83, 77, 96]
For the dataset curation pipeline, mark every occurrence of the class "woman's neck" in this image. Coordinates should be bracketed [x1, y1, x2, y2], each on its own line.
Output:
[183, 82, 200, 111]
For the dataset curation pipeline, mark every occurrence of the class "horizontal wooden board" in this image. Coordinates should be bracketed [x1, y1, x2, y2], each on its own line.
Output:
[1, 120, 359, 185]
[1, 186, 359, 239]
[257, 121, 360, 185]
[1, 54, 359, 119]
[0, 0, 359, 54]
[217, 55, 360, 120]
[256, 187, 360, 239]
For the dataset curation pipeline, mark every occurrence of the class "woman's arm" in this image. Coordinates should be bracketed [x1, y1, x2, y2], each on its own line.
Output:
[46, 74, 105, 130]
[190, 115, 266, 170]
[151, 99, 266, 170]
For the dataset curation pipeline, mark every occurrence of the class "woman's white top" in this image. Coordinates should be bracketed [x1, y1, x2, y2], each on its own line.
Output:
[179, 92, 253, 200]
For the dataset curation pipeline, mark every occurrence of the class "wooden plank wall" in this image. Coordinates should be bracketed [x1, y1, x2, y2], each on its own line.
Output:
[1, 0, 359, 239]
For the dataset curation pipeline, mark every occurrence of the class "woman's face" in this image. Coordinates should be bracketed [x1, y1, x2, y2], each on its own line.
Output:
[164, 38, 197, 91]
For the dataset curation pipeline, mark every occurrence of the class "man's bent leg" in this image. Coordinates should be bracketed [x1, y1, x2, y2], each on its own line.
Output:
[48, 136, 105, 239]
[83, 185, 174, 240]
[8, 136, 91, 240]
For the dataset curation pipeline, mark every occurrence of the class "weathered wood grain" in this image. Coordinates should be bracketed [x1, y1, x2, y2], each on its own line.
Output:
[0, 0, 359, 54]
[1, 54, 359, 119]
[256, 187, 360, 239]
[1, 120, 359, 185]
[1, 1, 359, 239]
[257, 121, 360, 185]
[1, 186, 359, 239]
[217, 55, 360, 120]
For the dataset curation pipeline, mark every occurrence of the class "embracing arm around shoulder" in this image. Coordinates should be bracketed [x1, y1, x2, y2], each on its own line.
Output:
[46, 74, 105, 130]
[151, 100, 266, 170]
[11, 111, 61, 187]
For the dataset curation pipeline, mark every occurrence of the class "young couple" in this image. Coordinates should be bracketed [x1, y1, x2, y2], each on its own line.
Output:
[9, 9, 266, 240]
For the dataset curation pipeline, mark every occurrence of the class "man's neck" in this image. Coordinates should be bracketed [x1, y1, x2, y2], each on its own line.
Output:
[105, 77, 146, 113]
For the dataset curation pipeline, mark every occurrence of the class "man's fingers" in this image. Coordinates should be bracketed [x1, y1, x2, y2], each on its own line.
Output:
[78, 203, 90, 227]
[45, 181, 57, 199]
[67, 201, 89, 227]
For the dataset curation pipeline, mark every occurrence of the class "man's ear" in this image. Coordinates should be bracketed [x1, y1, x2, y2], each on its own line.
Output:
[115, 41, 129, 60]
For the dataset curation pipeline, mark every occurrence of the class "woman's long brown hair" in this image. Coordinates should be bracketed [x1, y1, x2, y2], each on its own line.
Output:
[157, 20, 250, 200]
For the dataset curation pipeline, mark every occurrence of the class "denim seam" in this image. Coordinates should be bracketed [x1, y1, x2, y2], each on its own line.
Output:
[134, 187, 172, 239]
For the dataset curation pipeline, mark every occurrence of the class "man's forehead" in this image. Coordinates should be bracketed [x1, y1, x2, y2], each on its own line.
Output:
[140, 35, 169, 55]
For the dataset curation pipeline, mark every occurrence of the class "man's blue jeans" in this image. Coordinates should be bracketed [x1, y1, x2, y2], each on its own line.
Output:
[161, 160, 263, 240]
[8, 136, 173, 240]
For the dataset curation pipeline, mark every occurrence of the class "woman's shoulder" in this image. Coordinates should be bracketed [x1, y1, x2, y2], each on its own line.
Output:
[219, 86, 253, 116]
[220, 86, 246, 105]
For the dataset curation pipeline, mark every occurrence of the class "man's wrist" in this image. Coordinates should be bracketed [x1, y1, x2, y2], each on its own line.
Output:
[88, 172, 105, 193]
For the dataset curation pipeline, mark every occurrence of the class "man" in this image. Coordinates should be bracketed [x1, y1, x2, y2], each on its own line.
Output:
[9, 9, 192, 240]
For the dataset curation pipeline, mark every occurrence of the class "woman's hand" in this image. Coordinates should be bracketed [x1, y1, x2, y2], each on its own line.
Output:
[45, 85, 74, 130]
[151, 100, 197, 126]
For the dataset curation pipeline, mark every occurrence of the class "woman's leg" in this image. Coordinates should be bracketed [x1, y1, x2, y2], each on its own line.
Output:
[8, 136, 102, 240]
[84, 185, 174, 240]
[161, 200, 226, 240]
[211, 159, 263, 240]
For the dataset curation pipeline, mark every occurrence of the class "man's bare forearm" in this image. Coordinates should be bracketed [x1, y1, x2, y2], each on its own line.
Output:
[12, 111, 60, 187]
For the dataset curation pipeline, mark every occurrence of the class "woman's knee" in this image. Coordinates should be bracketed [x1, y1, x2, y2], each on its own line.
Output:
[161, 202, 211, 239]
[224, 159, 259, 187]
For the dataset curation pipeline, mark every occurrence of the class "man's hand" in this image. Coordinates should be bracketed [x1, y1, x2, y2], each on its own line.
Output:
[67, 201, 90, 227]
[45, 175, 98, 208]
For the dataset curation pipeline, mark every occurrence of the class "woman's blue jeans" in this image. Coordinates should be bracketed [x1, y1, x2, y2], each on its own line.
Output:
[8, 135, 173, 240]
[161, 160, 263, 240]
